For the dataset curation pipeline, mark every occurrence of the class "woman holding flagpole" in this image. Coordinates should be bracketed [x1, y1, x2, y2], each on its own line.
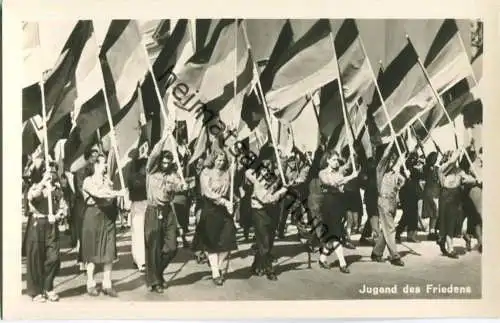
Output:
[192, 150, 237, 286]
[317, 151, 359, 274]
[81, 154, 125, 297]
[437, 150, 479, 258]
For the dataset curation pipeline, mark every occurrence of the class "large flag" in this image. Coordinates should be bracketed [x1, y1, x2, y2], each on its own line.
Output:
[64, 90, 108, 170]
[240, 20, 294, 133]
[100, 20, 149, 108]
[372, 41, 435, 140]
[318, 79, 344, 144]
[265, 19, 339, 112]
[412, 19, 480, 141]
[335, 97, 369, 152]
[22, 119, 41, 156]
[22, 21, 93, 122]
[102, 88, 145, 189]
[335, 19, 373, 106]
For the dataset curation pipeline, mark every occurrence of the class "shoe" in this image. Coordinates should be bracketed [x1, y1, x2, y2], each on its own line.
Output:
[266, 272, 278, 281]
[370, 253, 384, 263]
[212, 276, 223, 286]
[102, 287, 118, 297]
[438, 240, 448, 255]
[162, 281, 169, 289]
[45, 291, 59, 302]
[87, 286, 100, 297]
[464, 237, 472, 252]
[447, 251, 459, 259]
[390, 258, 405, 267]
[150, 285, 164, 294]
[32, 294, 46, 303]
[343, 241, 356, 250]
[318, 260, 330, 269]
[339, 266, 350, 274]
[139, 265, 146, 273]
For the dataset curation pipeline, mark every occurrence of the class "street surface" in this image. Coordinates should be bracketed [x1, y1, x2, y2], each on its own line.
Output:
[21, 214, 481, 302]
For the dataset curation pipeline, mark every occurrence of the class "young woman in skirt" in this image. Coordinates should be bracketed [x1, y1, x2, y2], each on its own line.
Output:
[81, 154, 125, 297]
[437, 150, 480, 258]
[317, 151, 359, 273]
[192, 150, 237, 286]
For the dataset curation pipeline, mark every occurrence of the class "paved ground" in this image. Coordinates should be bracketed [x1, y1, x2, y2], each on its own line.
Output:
[21, 215, 481, 302]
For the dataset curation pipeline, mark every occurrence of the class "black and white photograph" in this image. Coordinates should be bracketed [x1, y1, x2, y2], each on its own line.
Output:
[4, 0, 500, 317]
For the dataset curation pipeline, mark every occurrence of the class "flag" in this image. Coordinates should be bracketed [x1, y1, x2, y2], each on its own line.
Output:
[335, 19, 373, 106]
[23, 22, 42, 87]
[412, 20, 480, 141]
[335, 97, 369, 151]
[318, 79, 344, 144]
[23, 21, 93, 122]
[100, 20, 149, 108]
[240, 20, 294, 133]
[64, 90, 108, 169]
[100, 90, 147, 189]
[22, 120, 40, 156]
[372, 42, 435, 139]
[265, 19, 339, 112]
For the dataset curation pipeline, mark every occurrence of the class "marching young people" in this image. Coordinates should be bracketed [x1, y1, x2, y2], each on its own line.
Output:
[25, 159, 68, 302]
[192, 150, 237, 286]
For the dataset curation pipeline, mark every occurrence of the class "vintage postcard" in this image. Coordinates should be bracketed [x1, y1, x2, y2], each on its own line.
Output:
[3, 0, 500, 319]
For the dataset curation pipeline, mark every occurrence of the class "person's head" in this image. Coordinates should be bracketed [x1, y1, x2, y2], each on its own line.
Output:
[88, 154, 107, 176]
[325, 150, 341, 170]
[287, 155, 298, 169]
[425, 151, 439, 168]
[440, 150, 454, 165]
[207, 150, 229, 170]
[84, 148, 100, 165]
[160, 150, 175, 172]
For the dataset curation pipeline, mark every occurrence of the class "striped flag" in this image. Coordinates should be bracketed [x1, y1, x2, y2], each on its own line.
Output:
[372, 42, 435, 139]
[412, 19, 480, 141]
[100, 20, 149, 108]
[265, 19, 339, 112]
[22, 21, 93, 122]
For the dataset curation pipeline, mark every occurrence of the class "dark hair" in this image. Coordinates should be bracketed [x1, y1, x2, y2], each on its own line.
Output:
[84, 148, 99, 161]
[319, 150, 340, 170]
[86, 153, 106, 177]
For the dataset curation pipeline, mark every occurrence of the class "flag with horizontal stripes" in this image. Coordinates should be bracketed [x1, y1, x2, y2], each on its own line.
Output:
[23, 21, 93, 122]
[64, 90, 108, 169]
[265, 19, 339, 112]
[335, 19, 373, 106]
[101, 88, 145, 189]
[100, 20, 149, 108]
[412, 19, 479, 141]
[372, 41, 435, 139]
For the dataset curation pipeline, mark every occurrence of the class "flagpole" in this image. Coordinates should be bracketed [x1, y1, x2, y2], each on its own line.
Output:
[406, 35, 479, 179]
[414, 118, 442, 155]
[95, 57, 126, 191]
[328, 23, 357, 172]
[409, 125, 426, 156]
[229, 18, 238, 206]
[241, 21, 287, 186]
[140, 43, 186, 184]
[39, 75, 54, 218]
[358, 28, 406, 165]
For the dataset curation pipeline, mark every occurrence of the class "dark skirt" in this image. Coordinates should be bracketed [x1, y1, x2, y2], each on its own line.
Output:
[81, 205, 117, 264]
[192, 198, 237, 253]
[438, 187, 462, 238]
[422, 189, 438, 219]
[343, 190, 363, 213]
[320, 192, 345, 243]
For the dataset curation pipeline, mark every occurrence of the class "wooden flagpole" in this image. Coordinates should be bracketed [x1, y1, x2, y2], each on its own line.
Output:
[241, 20, 287, 185]
[39, 75, 54, 217]
[328, 22, 357, 171]
[140, 42, 186, 184]
[407, 35, 479, 179]
[358, 25, 406, 167]
[95, 48, 126, 191]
